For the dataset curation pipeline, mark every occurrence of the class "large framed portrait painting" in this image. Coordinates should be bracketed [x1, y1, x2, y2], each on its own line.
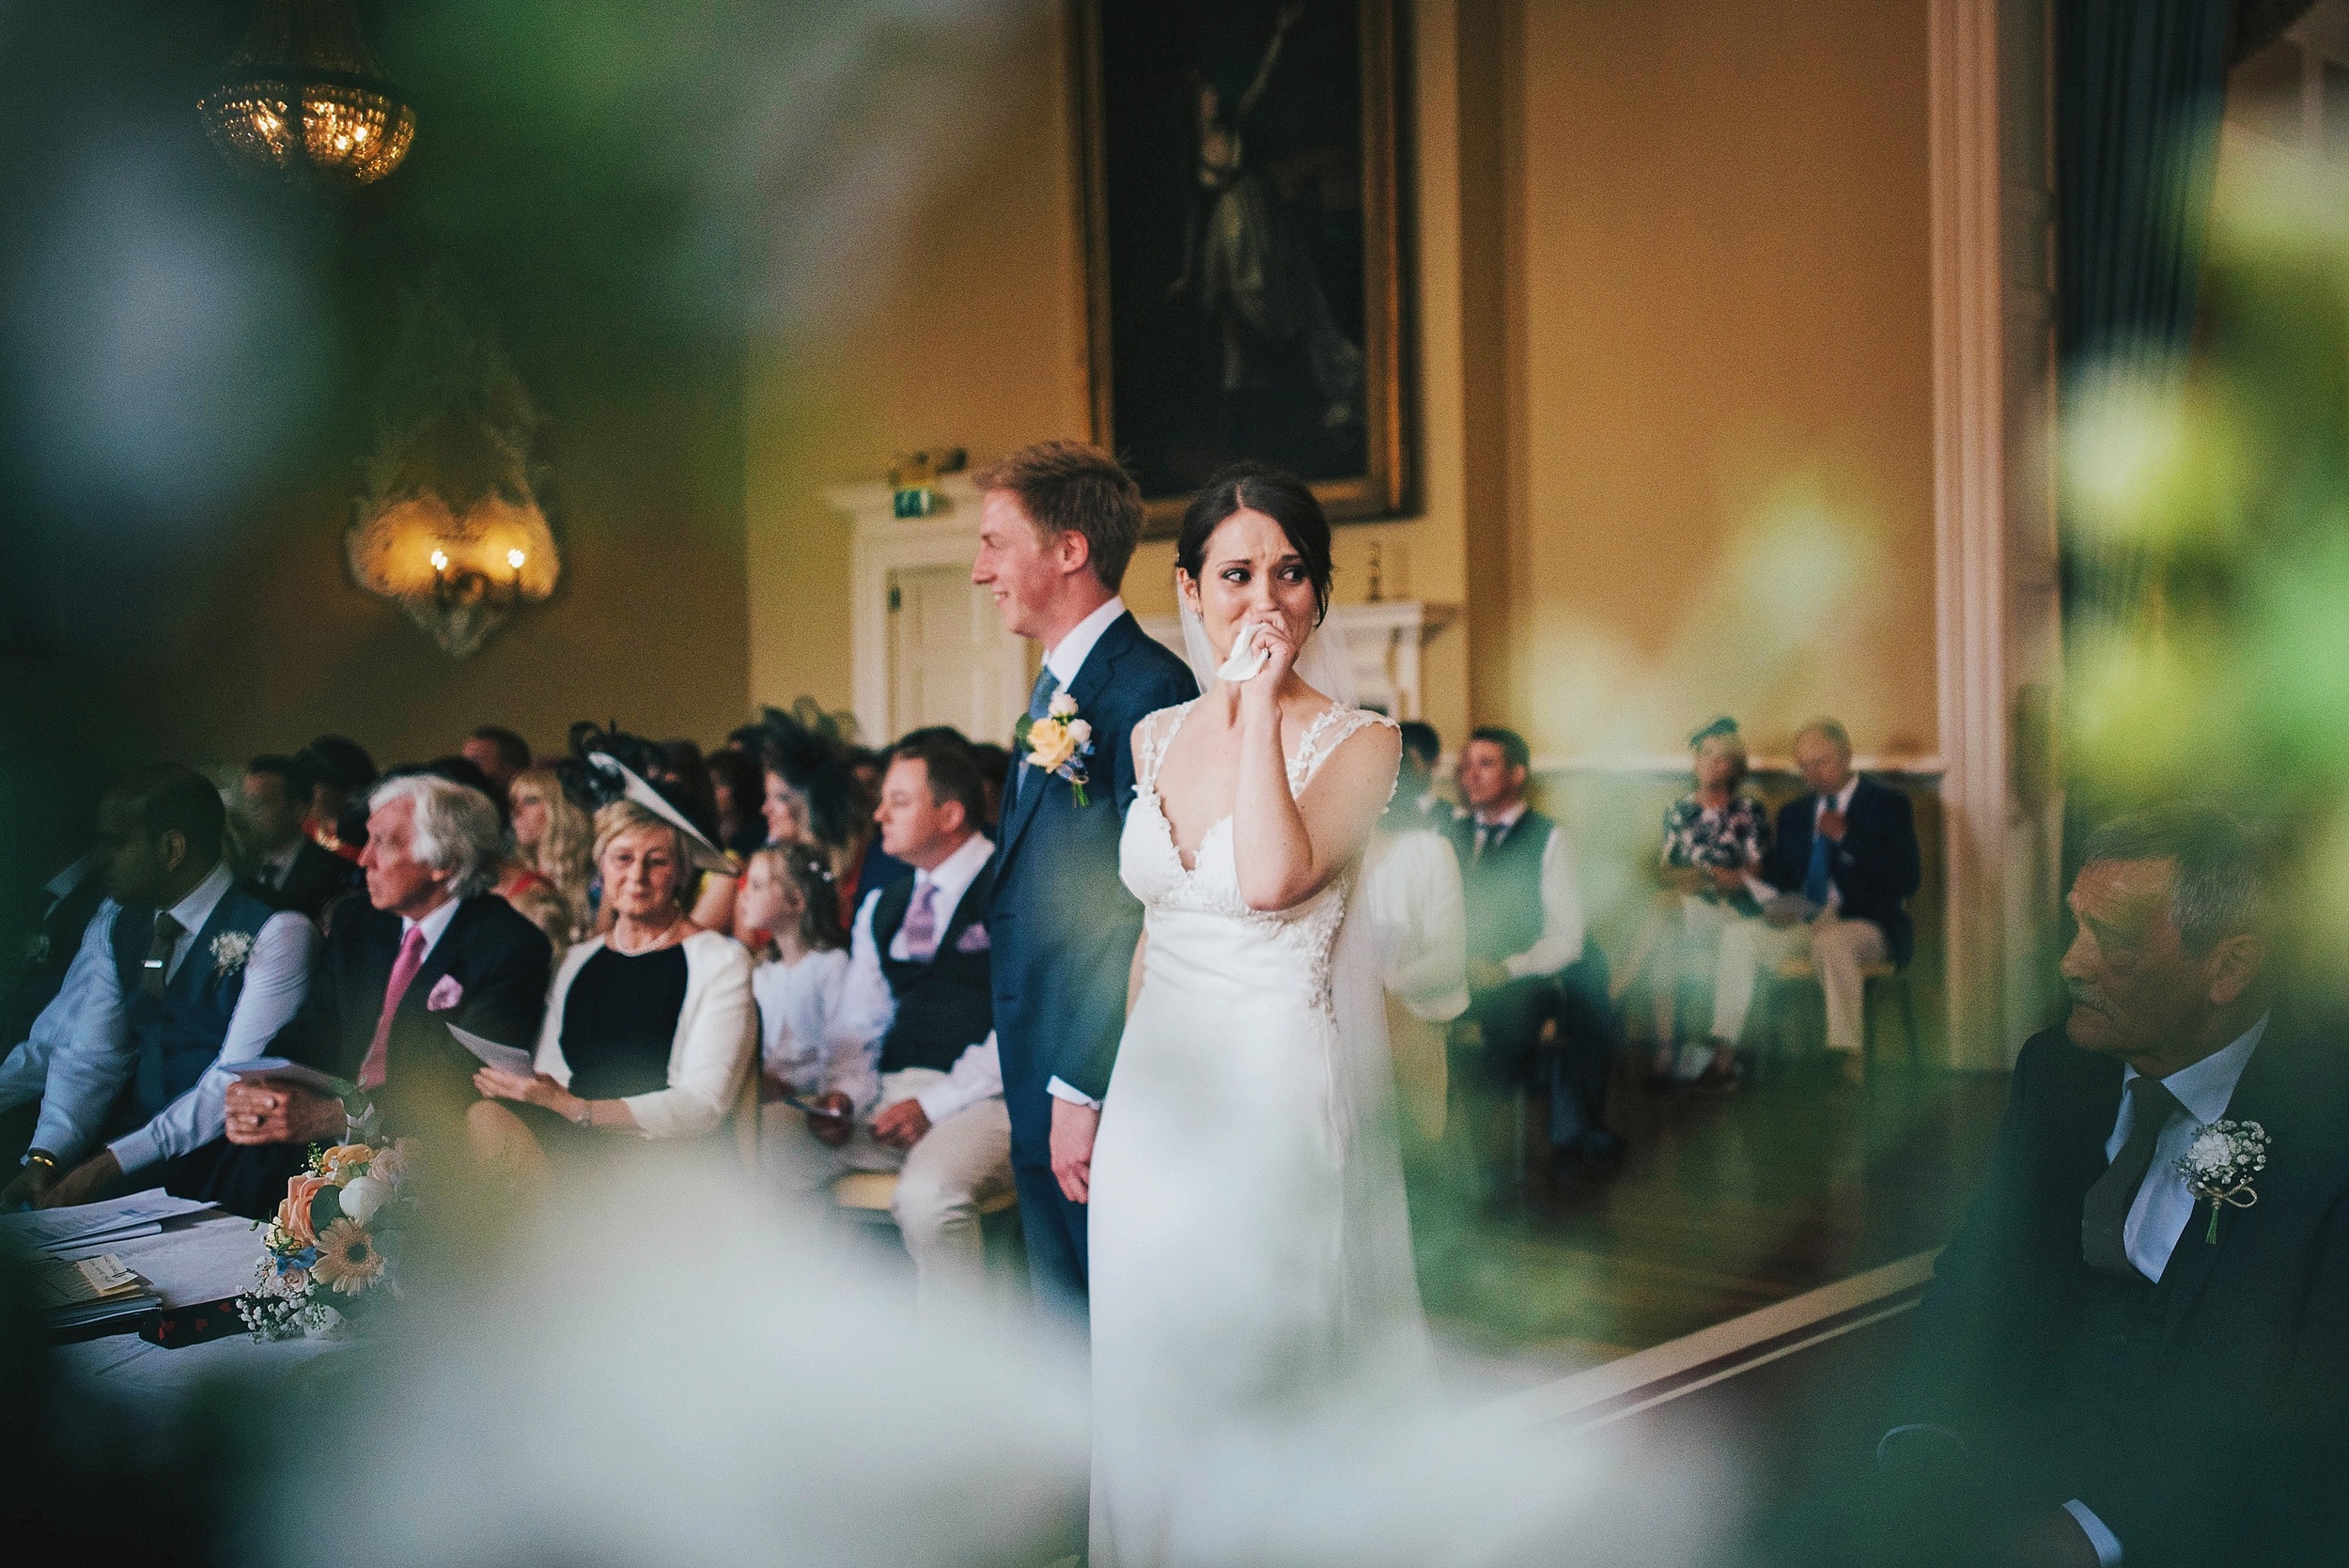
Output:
[1073, 0, 1408, 528]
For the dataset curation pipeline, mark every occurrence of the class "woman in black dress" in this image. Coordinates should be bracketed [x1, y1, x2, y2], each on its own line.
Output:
[470, 800, 755, 1177]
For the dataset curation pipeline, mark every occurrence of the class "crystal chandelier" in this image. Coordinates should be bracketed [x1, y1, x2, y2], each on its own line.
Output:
[197, 0, 415, 188]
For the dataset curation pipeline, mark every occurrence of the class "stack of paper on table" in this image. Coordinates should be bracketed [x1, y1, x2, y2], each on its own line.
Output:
[0, 1189, 219, 1259]
[32, 1251, 163, 1334]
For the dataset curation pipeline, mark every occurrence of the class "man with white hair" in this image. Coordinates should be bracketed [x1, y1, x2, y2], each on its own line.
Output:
[225, 771, 552, 1153]
[2, 764, 318, 1216]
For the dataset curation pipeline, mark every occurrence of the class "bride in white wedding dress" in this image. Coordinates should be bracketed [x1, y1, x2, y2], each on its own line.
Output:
[1088, 465, 1432, 1567]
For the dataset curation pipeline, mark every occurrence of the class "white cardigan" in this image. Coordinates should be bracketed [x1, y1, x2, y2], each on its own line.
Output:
[534, 928, 755, 1140]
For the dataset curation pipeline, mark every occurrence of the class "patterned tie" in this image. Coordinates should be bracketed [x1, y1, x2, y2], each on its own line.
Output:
[358, 925, 430, 1091]
[901, 880, 941, 961]
[140, 911, 183, 1001]
[2082, 1075, 2186, 1278]
[1802, 820, 1833, 907]
[1019, 667, 1060, 802]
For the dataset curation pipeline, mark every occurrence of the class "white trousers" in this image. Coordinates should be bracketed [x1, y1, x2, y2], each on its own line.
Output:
[1712, 911, 1889, 1055]
[760, 1067, 1014, 1312]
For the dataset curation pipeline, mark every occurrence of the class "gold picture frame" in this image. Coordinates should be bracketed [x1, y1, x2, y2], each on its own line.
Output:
[1071, 0, 1409, 535]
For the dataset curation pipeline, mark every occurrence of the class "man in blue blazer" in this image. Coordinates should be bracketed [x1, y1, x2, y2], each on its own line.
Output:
[972, 441, 1197, 1320]
[1716, 718, 1921, 1084]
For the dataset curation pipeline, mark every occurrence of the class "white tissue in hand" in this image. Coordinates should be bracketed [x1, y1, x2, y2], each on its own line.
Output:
[1218, 621, 1272, 683]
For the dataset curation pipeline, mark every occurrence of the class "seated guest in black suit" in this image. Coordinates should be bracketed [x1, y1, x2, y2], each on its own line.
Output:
[224, 772, 553, 1156]
[1446, 727, 1622, 1186]
[1, 765, 317, 1216]
[239, 753, 359, 924]
[1397, 721, 1449, 825]
[0, 772, 106, 1162]
[967, 741, 1011, 831]
[1783, 804, 2347, 1567]
[1715, 717, 1921, 1086]
[0, 772, 105, 1057]
[459, 724, 532, 798]
[468, 800, 754, 1176]
[296, 734, 377, 863]
[706, 745, 769, 858]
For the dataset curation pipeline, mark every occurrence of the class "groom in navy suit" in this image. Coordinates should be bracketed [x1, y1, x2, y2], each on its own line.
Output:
[972, 441, 1197, 1320]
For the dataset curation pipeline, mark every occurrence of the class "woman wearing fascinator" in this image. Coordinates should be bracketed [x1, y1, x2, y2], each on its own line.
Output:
[1085, 464, 1430, 1566]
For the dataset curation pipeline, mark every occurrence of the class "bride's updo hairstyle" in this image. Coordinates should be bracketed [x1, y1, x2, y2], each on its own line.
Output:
[1176, 462, 1334, 624]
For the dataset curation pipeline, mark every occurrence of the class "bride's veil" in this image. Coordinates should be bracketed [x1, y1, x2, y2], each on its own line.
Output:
[1175, 595, 1429, 1374]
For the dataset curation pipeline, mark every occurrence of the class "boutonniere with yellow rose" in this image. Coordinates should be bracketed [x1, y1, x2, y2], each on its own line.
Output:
[1017, 691, 1096, 807]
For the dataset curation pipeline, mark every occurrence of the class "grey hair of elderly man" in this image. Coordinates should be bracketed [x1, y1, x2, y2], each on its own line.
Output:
[366, 772, 503, 902]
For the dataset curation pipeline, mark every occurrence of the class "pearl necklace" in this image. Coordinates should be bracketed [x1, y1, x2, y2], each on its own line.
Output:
[609, 911, 685, 955]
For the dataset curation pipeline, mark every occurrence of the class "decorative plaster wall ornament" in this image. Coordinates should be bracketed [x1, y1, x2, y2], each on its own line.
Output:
[346, 286, 560, 660]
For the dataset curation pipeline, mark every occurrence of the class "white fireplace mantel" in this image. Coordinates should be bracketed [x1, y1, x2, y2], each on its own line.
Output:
[1134, 600, 1456, 720]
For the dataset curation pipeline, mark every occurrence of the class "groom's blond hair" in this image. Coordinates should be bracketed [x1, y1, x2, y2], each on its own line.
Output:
[972, 440, 1144, 592]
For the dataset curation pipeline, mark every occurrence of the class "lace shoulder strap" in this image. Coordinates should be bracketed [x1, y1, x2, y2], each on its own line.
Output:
[1136, 700, 1198, 794]
[1286, 705, 1398, 794]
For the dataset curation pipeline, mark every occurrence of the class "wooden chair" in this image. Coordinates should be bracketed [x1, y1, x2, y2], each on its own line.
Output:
[827, 1172, 1019, 1225]
[829, 1171, 1026, 1281]
[1445, 1015, 1554, 1194]
[1768, 953, 1920, 1068]
[732, 1061, 761, 1169]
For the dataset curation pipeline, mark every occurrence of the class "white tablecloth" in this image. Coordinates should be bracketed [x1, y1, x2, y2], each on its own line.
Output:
[46, 1215, 340, 1404]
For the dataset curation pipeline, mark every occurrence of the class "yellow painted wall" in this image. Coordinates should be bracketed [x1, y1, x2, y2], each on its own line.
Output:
[743, 0, 1938, 770]
[1493, 0, 1938, 766]
[744, 0, 1476, 741]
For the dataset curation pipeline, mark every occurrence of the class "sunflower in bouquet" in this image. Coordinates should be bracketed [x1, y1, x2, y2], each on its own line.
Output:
[238, 1138, 417, 1339]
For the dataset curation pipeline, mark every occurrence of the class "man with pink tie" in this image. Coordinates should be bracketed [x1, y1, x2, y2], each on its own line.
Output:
[224, 772, 552, 1157]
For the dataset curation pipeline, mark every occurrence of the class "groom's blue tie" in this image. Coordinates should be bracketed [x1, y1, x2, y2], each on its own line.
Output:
[1019, 666, 1059, 802]
[1802, 815, 1833, 908]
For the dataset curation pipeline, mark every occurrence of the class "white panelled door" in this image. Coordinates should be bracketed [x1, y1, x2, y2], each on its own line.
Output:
[888, 564, 1017, 741]
[837, 475, 1034, 752]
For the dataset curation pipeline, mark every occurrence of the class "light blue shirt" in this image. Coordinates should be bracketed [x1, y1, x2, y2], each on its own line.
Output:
[33, 863, 316, 1173]
[0, 899, 119, 1116]
[2107, 1013, 2266, 1282]
[1886, 1013, 2270, 1568]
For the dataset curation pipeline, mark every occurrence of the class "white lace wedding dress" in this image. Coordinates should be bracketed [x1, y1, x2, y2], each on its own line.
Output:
[1088, 699, 1433, 1568]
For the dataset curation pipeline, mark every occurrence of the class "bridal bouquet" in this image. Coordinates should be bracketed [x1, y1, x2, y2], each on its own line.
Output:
[237, 1138, 418, 1340]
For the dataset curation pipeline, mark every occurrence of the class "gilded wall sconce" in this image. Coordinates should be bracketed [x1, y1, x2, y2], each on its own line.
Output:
[345, 286, 560, 660]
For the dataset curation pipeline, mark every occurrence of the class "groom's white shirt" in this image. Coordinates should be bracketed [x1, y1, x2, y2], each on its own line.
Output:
[1042, 594, 1126, 692]
[1038, 593, 1127, 1112]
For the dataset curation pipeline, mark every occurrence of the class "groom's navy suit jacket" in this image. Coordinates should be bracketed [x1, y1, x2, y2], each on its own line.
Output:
[988, 610, 1196, 1170]
[1885, 1010, 2349, 1566]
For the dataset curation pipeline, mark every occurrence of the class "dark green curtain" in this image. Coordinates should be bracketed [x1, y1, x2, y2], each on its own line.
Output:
[2055, 0, 2231, 635]
[2054, 0, 2231, 877]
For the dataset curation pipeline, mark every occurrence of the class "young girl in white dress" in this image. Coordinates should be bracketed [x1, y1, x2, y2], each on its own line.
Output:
[1087, 464, 1429, 1568]
[738, 847, 862, 1120]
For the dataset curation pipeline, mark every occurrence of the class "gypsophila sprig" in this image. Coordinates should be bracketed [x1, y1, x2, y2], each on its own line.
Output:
[210, 930, 255, 977]
[2176, 1119, 2268, 1245]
